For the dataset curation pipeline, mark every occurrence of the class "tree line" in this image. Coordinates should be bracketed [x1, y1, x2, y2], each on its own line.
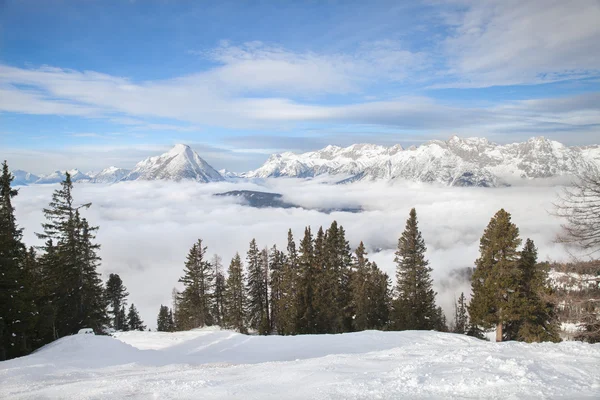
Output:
[3, 161, 599, 360]
[0, 164, 145, 361]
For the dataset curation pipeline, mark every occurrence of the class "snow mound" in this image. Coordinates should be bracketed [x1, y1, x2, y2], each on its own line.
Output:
[1, 330, 599, 399]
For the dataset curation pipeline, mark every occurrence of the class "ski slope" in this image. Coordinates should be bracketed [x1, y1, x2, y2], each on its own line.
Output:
[1, 328, 599, 399]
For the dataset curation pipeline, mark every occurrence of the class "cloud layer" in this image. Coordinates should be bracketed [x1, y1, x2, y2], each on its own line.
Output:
[13, 179, 571, 328]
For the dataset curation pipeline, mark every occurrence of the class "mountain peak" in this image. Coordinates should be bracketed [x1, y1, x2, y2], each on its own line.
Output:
[167, 143, 192, 156]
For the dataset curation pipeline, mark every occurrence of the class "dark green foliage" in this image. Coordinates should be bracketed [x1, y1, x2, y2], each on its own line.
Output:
[469, 209, 521, 342]
[268, 245, 285, 334]
[127, 303, 146, 331]
[246, 239, 270, 334]
[177, 239, 214, 329]
[453, 292, 469, 334]
[350, 243, 391, 331]
[223, 253, 247, 333]
[119, 306, 128, 331]
[105, 274, 129, 331]
[392, 208, 438, 330]
[278, 230, 299, 335]
[211, 254, 226, 327]
[0, 161, 37, 360]
[36, 172, 109, 338]
[157, 305, 171, 332]
[297, 227, 317, 334]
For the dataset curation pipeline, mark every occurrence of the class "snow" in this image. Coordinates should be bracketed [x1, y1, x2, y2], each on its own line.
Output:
[1, 329, 599, 399]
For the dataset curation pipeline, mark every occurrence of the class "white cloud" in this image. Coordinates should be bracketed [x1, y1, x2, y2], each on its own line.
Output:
[439, 0, 600, 87]
[13, 179, 572, 328]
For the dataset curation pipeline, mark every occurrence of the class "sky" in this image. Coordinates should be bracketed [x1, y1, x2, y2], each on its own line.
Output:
[1, 0, 600, 173]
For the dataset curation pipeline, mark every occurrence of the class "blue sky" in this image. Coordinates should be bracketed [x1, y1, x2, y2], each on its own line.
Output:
[1, 0, 599, 173]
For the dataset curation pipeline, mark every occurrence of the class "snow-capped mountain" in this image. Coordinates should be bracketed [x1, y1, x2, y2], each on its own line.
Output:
[246, 136, 600, 187]
[122, 144, 224, 182]
[218, 169, 241, 179]
[36, 169, 92, 184]
[12, 170, 40, 186]
[90, 167, 131, 184]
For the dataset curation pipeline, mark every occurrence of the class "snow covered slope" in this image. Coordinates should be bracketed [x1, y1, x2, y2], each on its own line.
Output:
[90, 166, 130, 183]
[122, 144, 224, 182]
[11, 170, 39, 186]
[35, 169, 92, 184]
[247, 136, 600, 187]
[1, 329, 599, 399]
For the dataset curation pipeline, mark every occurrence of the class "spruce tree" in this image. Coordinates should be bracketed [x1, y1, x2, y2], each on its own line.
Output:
[223, 253, 247, 333]
[297, 227, 317, 334]
[36, 172, 107, 337]
[105, 274, 129, 331]
[178, 239, 214, 329]
[246, 239, 269, 334]
[367, 262, 391, 330]
[268, 245, 286, 334]
[127, 304, 146, 331]
[453, 292, 469, 334]
[469, 209, 521, 342]
[350, 242, 370, 331]
[393, 208, 437, 330]
[0, 161, 36, 360]
[118, 306, 128, 331]
[211, 254, 226, 327]
[157, 305, 170, 332]
[279, 229, 299, 335]
[167, 308, 175, 332]
[510, 240, 561, 342]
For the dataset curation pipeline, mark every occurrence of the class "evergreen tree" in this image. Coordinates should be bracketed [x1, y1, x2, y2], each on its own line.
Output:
[178, 239, 214, 329]
[367, 262, 391, 330]
[269, 245, 286, 334]
[223, 253, 247, 333]
[246, 239, 269, 334]
[157, 305, 170, 332]
[297, 227, 317, 334]
[105, 274, 129, 331]
[350, 242, 371, 331]
[36, 172, 107, 337]
[469, 209, 522, 342]
[433, 306, 448, 332]
[167, 308, 175, 332]
[393, 208, 438, 330]
[211, 254, 226, 327]
[508, 240, 561, 342]
[127, 304, 146, 331]
[0, 161, 36, 360]
[453, 292, 469, 334]
[279, 229, 299, 335]
[118, 306, 128, 331]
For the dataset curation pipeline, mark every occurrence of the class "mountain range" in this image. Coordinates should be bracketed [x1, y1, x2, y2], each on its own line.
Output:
[12, 136, 600, 187]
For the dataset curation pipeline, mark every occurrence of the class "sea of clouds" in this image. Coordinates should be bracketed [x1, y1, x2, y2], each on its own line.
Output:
[13, 178, 573, 328]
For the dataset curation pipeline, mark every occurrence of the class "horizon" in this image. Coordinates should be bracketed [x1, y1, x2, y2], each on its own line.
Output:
[1, 0, 599, 173]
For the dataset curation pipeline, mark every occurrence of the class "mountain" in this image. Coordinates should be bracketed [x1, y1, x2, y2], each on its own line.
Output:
[11, 170, 40, 186]
[36, 169, 92, 184]
[246, 136, 599, 187]
[215, 190, 362, 213]
[218, 169, 241, 179]
[90, 167, 131, 183]
[122, 144, 224, 183]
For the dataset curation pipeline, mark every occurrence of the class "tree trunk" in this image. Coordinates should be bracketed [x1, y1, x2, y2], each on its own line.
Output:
[496, 322, 503, 342]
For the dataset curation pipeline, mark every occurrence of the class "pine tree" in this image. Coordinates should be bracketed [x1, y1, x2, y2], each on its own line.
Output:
[469, 209, 522, 342]
[157, 305, 170, 332]
[36, 172, 107, 337]
[269, 245, 286, 334]
[127, 303, 146, 331]
[105, 274, 129, 331]
[350, 242, 371, 331]
[367, 262, 391, 330]
[297, 227, 317, 334]
[246, 239, 269, 334]
[167, 308, 175, 332]
[211, 254, 226, 327]
[223, 253, 247, 333]
[178, 239, 214, 329]
[0, 161, 37, 360]
[118, 306, 128, 331]
[393, 208, 438, 330]
[279, 229, 299, 335]
[453, 292, 469, 334]
[508, 240, 561, 342]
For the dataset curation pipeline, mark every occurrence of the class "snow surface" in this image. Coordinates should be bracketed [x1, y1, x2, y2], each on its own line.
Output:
[246, 136, 600, 187]
[2, 329, 599, 399]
